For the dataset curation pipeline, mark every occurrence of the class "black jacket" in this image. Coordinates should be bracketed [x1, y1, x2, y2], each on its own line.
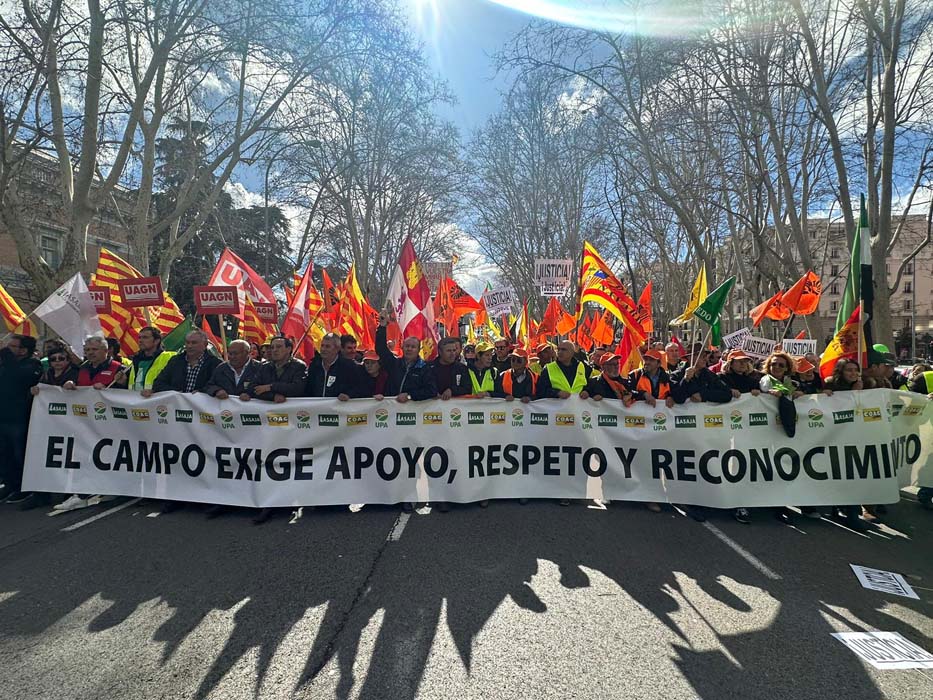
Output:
[0, 349, 42, 424]
[430, 359, 471, 397]
[720, 370, 762, 394]
[376, 326, 438, 400]
[535, 359, 592, 399]
[670, 365, 732, 404]
[586, 374, 632, 400]
[152, 352, 222, 393]
[203, 358, 264, 397]
[251, 358, 307, 400]
[304, 355, 364, 398]
[493, 368, 538, 399]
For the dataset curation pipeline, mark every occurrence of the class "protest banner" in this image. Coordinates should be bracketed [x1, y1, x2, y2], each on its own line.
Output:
[194, 286, 240, 316]
[254, 302, 278, 324]
[831, 632, 933, 670]
[88, 286, 112, 315]
[534, 259, 573, 297]
[24, 389, 932, 509]
[722, 327, 752, 350]
[116, 277, 164, 308]
[781, 339, 818, 357]
[482, 287, 515, 316]
[741, 335, 778, 359]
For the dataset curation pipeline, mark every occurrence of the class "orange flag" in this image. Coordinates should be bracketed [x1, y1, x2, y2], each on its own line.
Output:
[781, 271, 822, 315]
[591, 310, 615, 346]
[749, 290, 791, 326]
[537, 297, 573, 338]
[633, 281, 653, 333]
[200, 316, 224, 351]
[615, 329, 642, 376]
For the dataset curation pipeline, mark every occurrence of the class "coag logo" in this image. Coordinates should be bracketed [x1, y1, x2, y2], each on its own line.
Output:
[296, 410, 311, 429]
[268, 413, 290, 426]
[316, 414, 337, 427]
[904, 405, 924, 417]
[199, 412, 214, 425]
[556, 413, 575, 426]
[156, 404, 169, 424]
[467, 411, 484, 425]
[530, 413, 548, 425]
[862, 407, 882, 422]
[653, 413, 667, 431]
[749, 412, 768, 427]
[72, 404, 88, 417]
[704, 414, 723, 428]
[240, 413, 261, 426]
[675, 415, 697, 429]
[220, 410, 234, 429]
[598, 414, 617, 427]
[623, 415, 645, 428]
[375, 408, 389, 427]
[111, 406, 128, 420]
[396, 412, 416, 426]
[132, 408, 150, 421]
[729, 410, 743, 430]
[93, 402, 107, 420]
[347, 413, 368, 426]
[423, 411, 443, 425]
[511, 408, 524, 426]
[807, 408, 824, 427]
[490, 411, 506, 425]
[48, 402, 67, 416]
[833, 409, 854, 424]
[174, 409, 192, 423]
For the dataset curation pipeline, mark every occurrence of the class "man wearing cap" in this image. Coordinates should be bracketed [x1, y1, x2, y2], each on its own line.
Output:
[628, 348, 676, 408]
[536, 340, 592, 399]
[862, 349, 892, 389]
[530, 343, 555, 374]
[879, 353, 907, 390]
[491, 338, 512, 374]
[469, 342, 498, 397]
[586, 353, 633, 404]
[494, 347, 537, 402]
[671, 348, 732, 404]
[376, 311, 437, 402]
[431, 336, 471, 399]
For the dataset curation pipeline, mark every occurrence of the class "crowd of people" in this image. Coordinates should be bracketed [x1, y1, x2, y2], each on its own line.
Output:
[1, 309, 932, 527]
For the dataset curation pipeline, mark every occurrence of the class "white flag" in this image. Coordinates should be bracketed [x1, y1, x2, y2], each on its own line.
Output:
[33, 273, 103, 350]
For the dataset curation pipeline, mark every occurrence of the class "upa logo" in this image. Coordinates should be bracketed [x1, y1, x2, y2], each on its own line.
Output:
[511, 408, 524, 426]
[375, 408, 389, 427]
[623, 415, 645, 428]
[749, 412, 768, 427]
[653, 413, 667, 431]
[93, 402, 107, 421]
[396, 412, 416, 426]
[156, 404, 169, 424]
[72, 404, 88, 417]
[807, 408, 825, 427]
[467, 411, 484, 425]
[346, 413, 368, 427]
[220, 410, 235, 429]
[240, 413, 261, 426]
[862, 407, 882, 422]
[556, 413, 575, 426]
[530, 413, 548, 426]
[317, 414, 338, 427]
[704, 414, 724, 429]
[833, 409, 855, 424]
[730, 409, 743, 430]
[266, 412, 289, 426]
[675, 415, 697, 429]
[132, 408, 150, 421]
[296, 410, 311, 429]
[423, 411, 443, 425]
[490, 411, 506, 425]
[449, 407, 462, 427]
[198, 412, 214, 425]
[48, 402, 67, 416]
[598, 414, 618, 427]
[580, 411, 592, 429]
[174, 409, 192, 423]
[111, 406, 128, 420]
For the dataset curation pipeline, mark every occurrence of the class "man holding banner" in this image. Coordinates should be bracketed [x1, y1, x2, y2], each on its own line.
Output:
[152, 330, 220, 395]
[0, 335, 42, 503]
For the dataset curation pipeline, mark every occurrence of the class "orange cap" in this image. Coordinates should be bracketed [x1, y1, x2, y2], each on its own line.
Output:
[362, 350, 380, 362]
[509, 347, 530, 359]
[599, 352, 621, 365]
[795, 356, 815, 373]
[644, 348, 664, 361]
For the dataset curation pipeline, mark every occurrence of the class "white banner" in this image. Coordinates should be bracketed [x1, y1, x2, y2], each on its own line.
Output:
[482, 287, 515, 316]
[742, 335, 779, 359]
[722, 327, 752, 350]
[781, 339, 818, 356]
[24, 389, 932, 507]
[534, 258, 573, 297]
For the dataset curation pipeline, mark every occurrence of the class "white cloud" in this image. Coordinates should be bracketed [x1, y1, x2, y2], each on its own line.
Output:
[454, 234, 500, 297]
[224, 180, 265, 208]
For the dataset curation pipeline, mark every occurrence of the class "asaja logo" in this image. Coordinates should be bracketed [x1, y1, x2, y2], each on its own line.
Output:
[423, 411, 443, 425]
[93, 402, 107, 420]
[316, 414, 338, 427]
[396, 412, 416, 426]
[72, 404, 88, 417]
[833, 409, 854, 424]
[240, 413, 261, 426]
[296, 410, 311, 429]
[749, 412, 768, 426]
[862, 407, 882, 422]
[375, 407, 389, 427]
[156, 404, 169, 424]
[598, 414, 617, 427]
[220, 410, 234, 429]
[890, 403, 903, 417]
[111, 406, 128, 420]
[449, 407, 462, 427]
[490, 411, 506, 425]
[199, 412, 214, 425]
[704, 414, 724, 428]
[675, 415, 697, 429]
[467, 411, 484, 425]
[807, 408, 825, 427]
[624, 415, 645, 428]
[48, 402, 67, 416]
[265, 412, 289, 426]
[347, 413, 368, 426]
[530, 413, 548, 425]
[653, 413, 667, 431]
[556, 413, 575, 426]
[511, 408, 524, 426]
[174, 409, 192, 423]
[132, 408, 150, 421]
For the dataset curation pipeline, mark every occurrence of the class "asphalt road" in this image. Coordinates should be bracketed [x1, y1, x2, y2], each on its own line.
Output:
[1, 496, 931, 700]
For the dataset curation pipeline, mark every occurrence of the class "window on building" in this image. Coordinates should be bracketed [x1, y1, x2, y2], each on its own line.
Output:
[830, 301, 838, 312]
[830, 264, 839, 276]
[830, 283, 839, 295]
[38, 230, 62, 269]
[906, 262, 914, 275]
[905, 299, 912, 311]
[830, 247, 838, 258]
[905, 281, 912, 293]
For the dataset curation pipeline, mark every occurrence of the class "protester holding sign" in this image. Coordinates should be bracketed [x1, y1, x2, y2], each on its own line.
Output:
[719, 350, 761, 398]
[0, 335, 42, 504]
[586, 353, 633, 405]
[537, 341, 592, 399]
[907, 363, 933, 398]
[31, 342, 79, 390]
[431, 336, 471, 399]
[376, 313, 437, 402]
[671, 349, 732, 404]
[468, 342, 498, 396]
[64, 336, 125, 390]
[494, 347, 538, 402]
[358, 351, 389, 398]
[825, 359, 863, 392]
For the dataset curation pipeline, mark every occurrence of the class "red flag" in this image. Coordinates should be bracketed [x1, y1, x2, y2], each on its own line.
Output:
[280, 260, 317, 360]
[615, 329, 642, 375]
[208, 249, 276, 320]
[385, 237, 439, 359]
[795, 330, 807, 340]
[781, 271, 822, 316]
[200, 316, 224, 351]
[670, 335, 686, 356]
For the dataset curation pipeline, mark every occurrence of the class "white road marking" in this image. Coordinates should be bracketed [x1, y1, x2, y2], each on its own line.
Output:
[702, 521, 782, 581]
[387, 512, 411, 541]
[61, 498, 141, 532]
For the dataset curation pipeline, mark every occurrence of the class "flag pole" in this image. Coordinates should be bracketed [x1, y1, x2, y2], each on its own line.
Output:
[780, 312, 797, 340]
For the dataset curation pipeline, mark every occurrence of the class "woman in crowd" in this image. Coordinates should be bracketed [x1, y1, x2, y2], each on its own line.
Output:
[794, 357, 830, 395]
[907, 363, 933, 397]
[30, 342, 79, 390]
[719, 349, 761, 398]
[759, 350, 801, 523]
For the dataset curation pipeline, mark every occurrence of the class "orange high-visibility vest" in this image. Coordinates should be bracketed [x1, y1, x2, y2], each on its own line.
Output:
[501, 369, 538, 395]
[636, 372, 670, 399]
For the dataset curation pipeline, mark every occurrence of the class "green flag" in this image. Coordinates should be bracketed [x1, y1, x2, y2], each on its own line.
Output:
[693, 276, 736, 327]
[162, 316, 193, 352]
[836, 195, 870, 334]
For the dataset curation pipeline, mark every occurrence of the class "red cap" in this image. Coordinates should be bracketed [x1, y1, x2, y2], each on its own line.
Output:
[598, 352, 621, 365]
[362, 350, 380, 362]
[795, 356, 815, 373]
[509, 347, 530, 359]
[644, 348, 664, 361]
[728, 349, 751, 360]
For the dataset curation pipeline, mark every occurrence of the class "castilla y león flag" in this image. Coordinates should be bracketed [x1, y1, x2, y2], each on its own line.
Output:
[385, 238, 438, 359]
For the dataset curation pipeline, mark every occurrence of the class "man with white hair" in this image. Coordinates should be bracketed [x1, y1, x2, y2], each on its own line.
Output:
[203, 339, 262, 399]
[64, 336, 124, 389]
[152, 329, 221, 394]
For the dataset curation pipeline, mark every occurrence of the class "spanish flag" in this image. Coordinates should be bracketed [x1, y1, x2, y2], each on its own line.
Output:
[819, 306, 867, 380]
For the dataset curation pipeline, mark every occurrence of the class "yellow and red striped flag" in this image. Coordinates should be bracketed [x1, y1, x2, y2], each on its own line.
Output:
[576, 242, 645, 344]
[0, 281, 35, 335]
[239, 297, 277, 346]
[335, 264, 368, 343]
